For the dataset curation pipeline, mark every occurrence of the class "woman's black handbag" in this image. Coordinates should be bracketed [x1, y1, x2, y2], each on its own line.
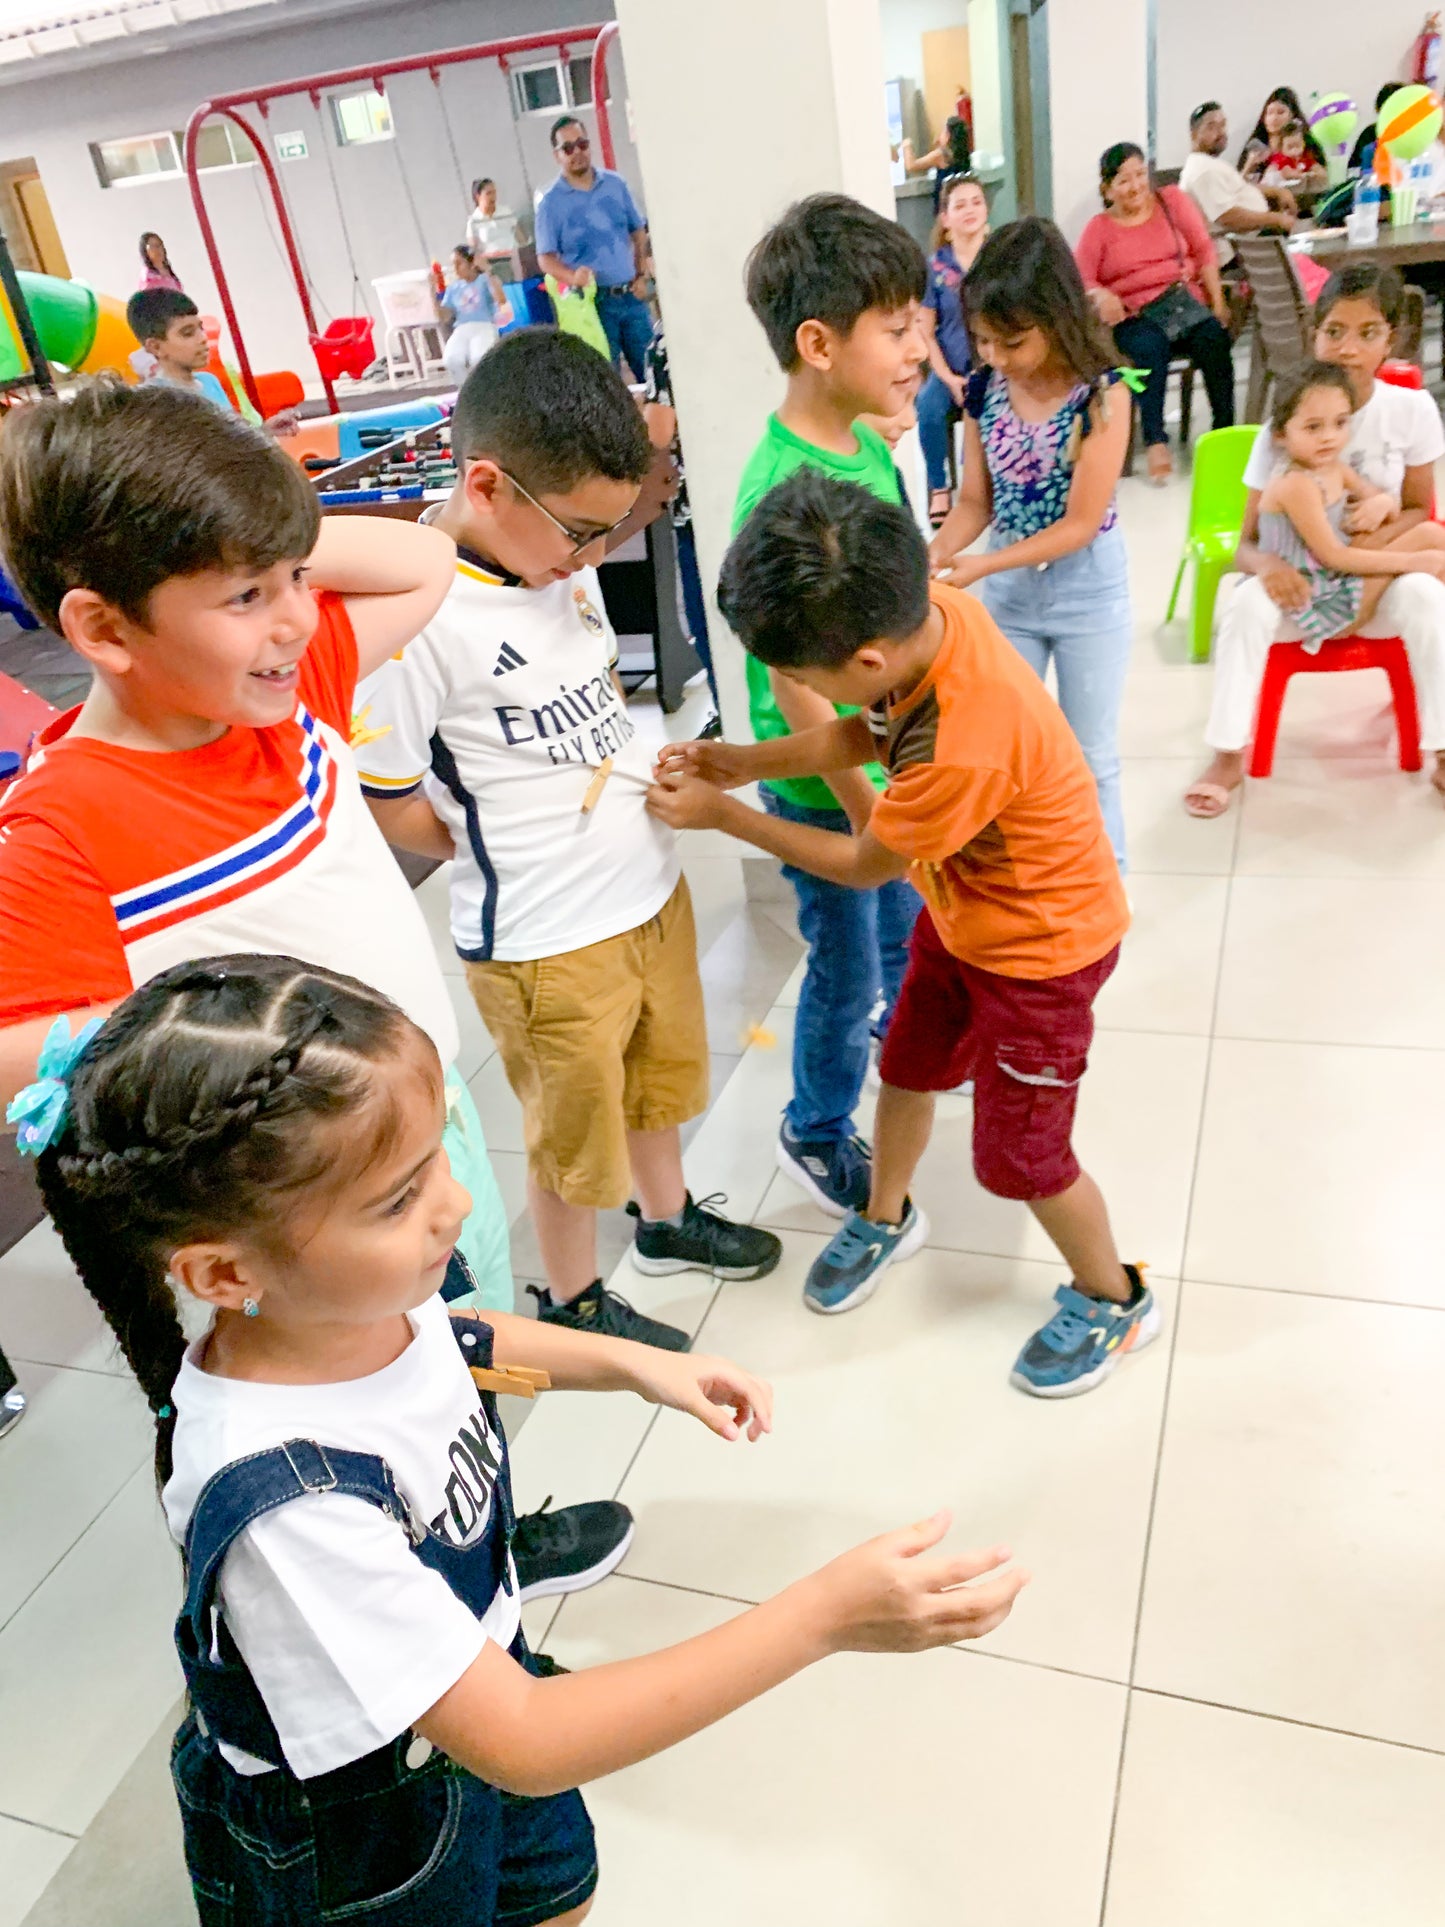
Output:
[1136, 189, 1215, 342]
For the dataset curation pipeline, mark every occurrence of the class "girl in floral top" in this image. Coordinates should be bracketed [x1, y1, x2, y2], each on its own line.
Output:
[930, 217, 1133, 869]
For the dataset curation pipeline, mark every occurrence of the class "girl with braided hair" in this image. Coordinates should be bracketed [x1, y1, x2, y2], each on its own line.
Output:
[930, 216, 1135, 873]
[21, 955, 1025, 1926]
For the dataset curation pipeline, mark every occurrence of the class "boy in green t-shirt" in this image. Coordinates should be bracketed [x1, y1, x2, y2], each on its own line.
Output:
[734, 192, 929, 1217]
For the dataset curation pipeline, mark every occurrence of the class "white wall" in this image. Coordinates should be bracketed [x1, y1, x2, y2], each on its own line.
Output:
[0, 0, 638, 376]
[1155, 0, 1421, 167]
[880, 0, 968, 82]
[1048, 0, 1149, 238]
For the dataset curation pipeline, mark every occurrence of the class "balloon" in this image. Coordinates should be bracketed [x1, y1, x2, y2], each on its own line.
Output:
[1378, 84, 1443, 161]
[1309, 91, 1358, 151]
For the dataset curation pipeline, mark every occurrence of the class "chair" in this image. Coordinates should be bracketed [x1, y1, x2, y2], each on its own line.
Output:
[1164, 424, 1257, 661]
[372, 272, 447, 385]
[1249, 638, 1422, 777]
[1233, 234, 1312, 422]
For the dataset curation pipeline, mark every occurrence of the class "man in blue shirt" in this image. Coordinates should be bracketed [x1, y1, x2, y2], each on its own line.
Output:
[535, 115, 652, 380]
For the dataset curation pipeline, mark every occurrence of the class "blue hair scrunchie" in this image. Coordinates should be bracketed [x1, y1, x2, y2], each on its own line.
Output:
[6, 1016, 104, 1157]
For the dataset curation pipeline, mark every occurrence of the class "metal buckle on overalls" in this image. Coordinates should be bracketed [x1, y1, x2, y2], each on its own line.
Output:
[282, 1440, 338, 1493]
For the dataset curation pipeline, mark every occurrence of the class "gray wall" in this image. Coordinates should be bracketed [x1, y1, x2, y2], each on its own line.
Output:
[0, 0, 637, 376]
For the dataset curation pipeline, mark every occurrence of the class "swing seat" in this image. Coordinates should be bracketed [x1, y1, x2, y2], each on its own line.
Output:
[310, 318, 376, 383]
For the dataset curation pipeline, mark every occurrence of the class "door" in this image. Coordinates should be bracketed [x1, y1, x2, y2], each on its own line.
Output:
[14, 175, 70, 279]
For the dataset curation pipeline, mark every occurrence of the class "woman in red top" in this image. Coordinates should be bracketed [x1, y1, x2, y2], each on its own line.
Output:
[1075, 142, 1236, 484]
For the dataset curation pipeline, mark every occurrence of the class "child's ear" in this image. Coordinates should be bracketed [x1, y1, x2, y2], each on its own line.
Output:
[794, 318, 834, 373]
[462, 458, 505, 518]
[57, 589, 138, 671]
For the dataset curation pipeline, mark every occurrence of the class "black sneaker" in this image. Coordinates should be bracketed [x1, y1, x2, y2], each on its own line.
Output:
[0, 1350, 23, 1441]
[627, 1191, 782, 1281]
[512, 1496, 635, 1604]
[527, 1278, 691, 1352]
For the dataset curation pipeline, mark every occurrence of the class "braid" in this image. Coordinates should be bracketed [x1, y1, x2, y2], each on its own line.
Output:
[31, 954, 419, 1492]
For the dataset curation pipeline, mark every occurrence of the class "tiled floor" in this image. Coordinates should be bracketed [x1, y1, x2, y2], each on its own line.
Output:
[6, 461, 1445, 1924]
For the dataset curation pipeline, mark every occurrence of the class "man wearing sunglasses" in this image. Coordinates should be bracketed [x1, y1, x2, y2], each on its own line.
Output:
[536, 115, 654, 382]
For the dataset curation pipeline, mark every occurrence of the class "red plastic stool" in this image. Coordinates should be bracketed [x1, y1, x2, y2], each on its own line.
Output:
[1248, 636, 1422, 777]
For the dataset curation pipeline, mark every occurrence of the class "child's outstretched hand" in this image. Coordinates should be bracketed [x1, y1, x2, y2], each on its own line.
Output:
[803, 1511, 1028, 1654]
[646, 769, 729, 832]
[653, 739, 756, 791]
[627, 1348, 774, 1443]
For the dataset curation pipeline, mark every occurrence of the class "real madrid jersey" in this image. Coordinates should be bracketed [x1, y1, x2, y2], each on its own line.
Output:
[356, 551, 680, 963]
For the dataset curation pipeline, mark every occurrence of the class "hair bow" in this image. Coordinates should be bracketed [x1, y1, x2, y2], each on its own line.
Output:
[6, 1016, 104, 1157]
[1114, 365, 1150, 394]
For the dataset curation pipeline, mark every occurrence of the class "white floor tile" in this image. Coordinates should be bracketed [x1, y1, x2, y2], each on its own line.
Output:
[1237, 759, 1445, 878]
[0, 1363, 154, 1632]
[0, 1468, 182, 1834]
[446, 972, 494, 1083]
[548, 1578, 1125, 1927]
[1135, 1282, 1445, 1751]
[1186, 1037, 1445, 1304]
[0, 1219, 124, 1377]
[1216, 875, 1445, 1049]
[0, 1816, 73, 1927]
[1096, 872, 1228, 1036]
[612, 1236, 1172, 1682]
[1119, 756, 1241, 876]
[1105, 1693, 1445, 1927]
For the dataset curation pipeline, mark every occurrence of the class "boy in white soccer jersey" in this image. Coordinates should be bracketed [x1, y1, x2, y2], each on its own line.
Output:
[360, 330, 780, 1352]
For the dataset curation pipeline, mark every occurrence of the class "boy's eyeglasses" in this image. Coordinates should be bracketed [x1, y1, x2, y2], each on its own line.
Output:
[500, 468, 632, 555]
[556, 137, 590, 156]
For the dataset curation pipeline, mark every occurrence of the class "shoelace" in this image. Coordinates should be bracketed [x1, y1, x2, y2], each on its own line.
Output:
[826, 1215, 890, 1267]
[1038, 1297, 1099, 1354]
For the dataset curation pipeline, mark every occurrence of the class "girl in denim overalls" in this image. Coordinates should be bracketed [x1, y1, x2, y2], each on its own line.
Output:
[931, 216, 1134, 872]
[18, 955, 1025, 1927]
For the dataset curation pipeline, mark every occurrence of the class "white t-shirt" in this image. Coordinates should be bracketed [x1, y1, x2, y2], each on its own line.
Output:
[1179, 151, 1269, 262]
[163, 1295, 518, 1780]
[1242, 380, 1445, 497]
[356, 555, 679, 963]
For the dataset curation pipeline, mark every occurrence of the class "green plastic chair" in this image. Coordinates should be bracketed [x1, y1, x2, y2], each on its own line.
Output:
[1165, 424, 1258, 662]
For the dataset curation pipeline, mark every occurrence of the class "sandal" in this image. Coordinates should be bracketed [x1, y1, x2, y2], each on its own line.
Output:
[1183, 780, 1235, 819]
[928, 488, 952, 528]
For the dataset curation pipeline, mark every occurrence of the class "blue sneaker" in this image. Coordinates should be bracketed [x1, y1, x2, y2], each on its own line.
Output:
[803, 1202, 929, 1315]
[1010, 1266, 1158, 1398]
[776, 1125, 872, 1219]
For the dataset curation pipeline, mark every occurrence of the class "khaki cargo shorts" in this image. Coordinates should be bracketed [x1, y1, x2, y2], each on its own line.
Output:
[465, 876, 709, 1209]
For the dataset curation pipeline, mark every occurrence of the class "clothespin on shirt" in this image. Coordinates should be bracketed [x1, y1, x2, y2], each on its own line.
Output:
[580, 756, 614, 813]
[467, 1361, 552, 1400]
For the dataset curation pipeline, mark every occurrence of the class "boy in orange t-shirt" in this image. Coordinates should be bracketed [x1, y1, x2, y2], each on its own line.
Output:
[649, 470, 1157, 1398]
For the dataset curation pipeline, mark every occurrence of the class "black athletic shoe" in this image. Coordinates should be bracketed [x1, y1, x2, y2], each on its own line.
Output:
[0, 1349, 23, 1441]
[530, 1650, 571, 1677]
[628, 1191, 782, 1281]
[527, 1278, 691, 1352]
[512, 1496, 635, 1604]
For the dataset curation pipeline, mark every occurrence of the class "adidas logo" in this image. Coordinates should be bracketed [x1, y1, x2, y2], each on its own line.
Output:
[493, 642, 527, 676]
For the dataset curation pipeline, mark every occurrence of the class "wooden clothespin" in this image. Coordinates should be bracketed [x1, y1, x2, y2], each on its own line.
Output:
[580, 755, 613, 813]
[467, 1362, 552, 1400]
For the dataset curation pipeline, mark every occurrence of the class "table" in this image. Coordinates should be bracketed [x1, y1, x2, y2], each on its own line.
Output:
[1298, 217, 1445, 273]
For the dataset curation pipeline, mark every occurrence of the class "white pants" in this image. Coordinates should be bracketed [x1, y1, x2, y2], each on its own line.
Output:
[1205, 572, 1445, 753]
[442, 321, 497, 386]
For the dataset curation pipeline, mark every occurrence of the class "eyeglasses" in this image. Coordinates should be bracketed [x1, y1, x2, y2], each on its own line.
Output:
[556, 137, 590, 156]
[500, 468, 633, 555]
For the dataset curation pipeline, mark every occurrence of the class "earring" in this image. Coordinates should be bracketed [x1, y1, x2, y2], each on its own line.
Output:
[242, 1297, 260, 1319]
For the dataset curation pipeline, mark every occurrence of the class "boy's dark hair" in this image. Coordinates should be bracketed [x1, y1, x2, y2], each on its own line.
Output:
[1315, 260, 1404, 329]
[126, 285, 199, 344]
[0, 379, 320, 631]
[744, 192, 927, 371]
[1270, 358, 1357, 434]
[451, 327, 650, 494]
[718, 469, 929, 669]
[965, 216, 1116, 386]
[551, 115, 584, 146]
[35, 955, 422, 1485]
[1376, 81, 1398, 113]
[1190, 100, 1222, 130]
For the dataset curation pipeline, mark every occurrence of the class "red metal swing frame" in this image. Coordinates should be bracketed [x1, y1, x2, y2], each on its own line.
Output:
[183, 19, 621, 413]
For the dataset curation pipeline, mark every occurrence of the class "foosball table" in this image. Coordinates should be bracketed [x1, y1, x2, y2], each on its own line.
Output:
[309, 419, 700, 712]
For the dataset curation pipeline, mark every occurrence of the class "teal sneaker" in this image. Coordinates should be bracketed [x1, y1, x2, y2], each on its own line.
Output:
[803, 1202, 929, 1315]
[1010, 1265, 1158, 1398]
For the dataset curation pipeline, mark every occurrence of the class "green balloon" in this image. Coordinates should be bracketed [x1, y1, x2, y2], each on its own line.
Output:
[1379, 84, 1443, 162]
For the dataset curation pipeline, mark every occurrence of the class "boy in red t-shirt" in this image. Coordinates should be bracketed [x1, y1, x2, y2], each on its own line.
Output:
[649, 469, 1157, 1399]
[0, 384, 643, 1605]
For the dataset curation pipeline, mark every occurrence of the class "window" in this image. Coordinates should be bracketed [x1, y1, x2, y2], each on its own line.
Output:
[89, 122, 257, 189]
[330, 89, 394, 146]
[568, 57, 595, 107]
[512, 61, 564, 116]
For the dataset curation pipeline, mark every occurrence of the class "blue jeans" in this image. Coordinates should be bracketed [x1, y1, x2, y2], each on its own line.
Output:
[763, 787, 922, 1143]
[916, 371, 962, 494]
[978, 521, 1132, 871]
[596, 288, 654, 382]
[675, 520, 717, 708]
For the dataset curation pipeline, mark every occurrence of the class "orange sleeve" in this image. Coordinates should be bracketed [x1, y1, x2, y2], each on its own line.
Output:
[0, 816, 131, 1024]
[298, 590, 360, 736]
[870, 763, 1019, 864]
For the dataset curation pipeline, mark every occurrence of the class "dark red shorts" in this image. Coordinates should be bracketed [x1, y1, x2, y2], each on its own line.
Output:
[878, 909, 1120, 1202]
